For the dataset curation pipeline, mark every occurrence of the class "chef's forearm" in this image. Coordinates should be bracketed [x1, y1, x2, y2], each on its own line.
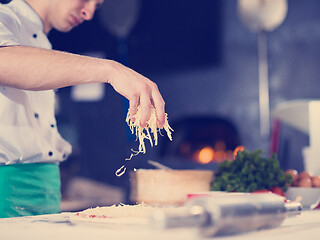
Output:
[0, 45, 112, 90]
[0, 45, 167, 127]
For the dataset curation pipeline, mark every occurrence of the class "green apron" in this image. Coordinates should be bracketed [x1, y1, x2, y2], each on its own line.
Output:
[0, 163, 61, 218]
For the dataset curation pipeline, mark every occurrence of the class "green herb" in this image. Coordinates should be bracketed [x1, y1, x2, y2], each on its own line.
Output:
[211, 149, 292, 192]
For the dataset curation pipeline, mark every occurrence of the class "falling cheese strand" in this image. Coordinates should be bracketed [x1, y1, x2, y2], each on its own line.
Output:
[116, 106, 173, 177]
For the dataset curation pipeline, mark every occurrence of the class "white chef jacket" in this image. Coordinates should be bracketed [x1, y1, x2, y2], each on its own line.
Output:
[0, 0, 72, 164]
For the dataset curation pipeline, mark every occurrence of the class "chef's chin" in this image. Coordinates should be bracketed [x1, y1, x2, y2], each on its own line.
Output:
[55, 23, 75, 33]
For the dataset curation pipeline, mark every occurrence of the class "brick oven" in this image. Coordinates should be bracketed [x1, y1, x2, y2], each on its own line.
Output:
[158, 116, 244, 168]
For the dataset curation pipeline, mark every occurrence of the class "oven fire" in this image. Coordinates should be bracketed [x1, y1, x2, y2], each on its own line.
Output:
[194, 144, 245, 164]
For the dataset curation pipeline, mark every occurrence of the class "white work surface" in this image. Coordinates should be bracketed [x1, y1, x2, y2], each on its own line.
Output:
[0, 210, 319, 240]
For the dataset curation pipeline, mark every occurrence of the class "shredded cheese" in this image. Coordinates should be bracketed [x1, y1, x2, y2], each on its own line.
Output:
[76, 203, 155, 219]
[116, 106, 173, 177]
[73, 203, 187, 225]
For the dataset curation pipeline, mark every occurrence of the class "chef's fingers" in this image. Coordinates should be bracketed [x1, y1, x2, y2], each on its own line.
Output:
[151, 87, 165, 128]
[129, 96, 139, 122]
[139, 91, 152, 128]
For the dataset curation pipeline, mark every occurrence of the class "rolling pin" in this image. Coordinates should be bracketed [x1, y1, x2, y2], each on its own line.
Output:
[150, 193, 302, 237]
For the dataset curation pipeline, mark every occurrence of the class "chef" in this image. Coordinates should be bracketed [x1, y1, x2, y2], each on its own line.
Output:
[0, 0, 166, 218]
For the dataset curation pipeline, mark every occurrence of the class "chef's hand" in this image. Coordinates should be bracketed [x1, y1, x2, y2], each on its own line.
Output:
[106, 60, 165, 128]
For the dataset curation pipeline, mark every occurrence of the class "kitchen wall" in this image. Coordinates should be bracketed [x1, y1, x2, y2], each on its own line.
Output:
[153, 0, 320, 172]
[148, 0, 320, 173]
[49, 0, 320, 191]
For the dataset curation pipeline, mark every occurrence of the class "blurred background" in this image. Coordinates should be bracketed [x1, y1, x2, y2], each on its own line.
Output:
[1, 0, 320, 209]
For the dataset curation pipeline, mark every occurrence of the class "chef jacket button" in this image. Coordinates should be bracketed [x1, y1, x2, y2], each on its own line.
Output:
[33, 34, 37, 38]
[48, 151, 53, 156]
[63, 154, 66, 158]
[50, 124, 55, 128]
[34, 113, 39, 119]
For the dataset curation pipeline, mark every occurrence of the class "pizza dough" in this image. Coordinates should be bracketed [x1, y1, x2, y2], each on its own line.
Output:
[70, 203, 185, 225]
